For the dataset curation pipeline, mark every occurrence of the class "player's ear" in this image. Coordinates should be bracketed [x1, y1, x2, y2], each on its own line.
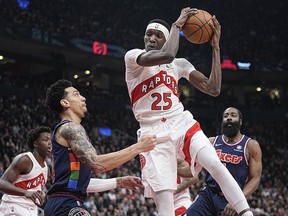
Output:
[240, 119, 242, 126]
[33, 141, 38, 148]
[60, 99, 69, 108]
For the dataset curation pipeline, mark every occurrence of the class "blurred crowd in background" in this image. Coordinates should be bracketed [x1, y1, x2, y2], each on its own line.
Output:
[0, 0, 287, 71]
[0, 0, 288, 215]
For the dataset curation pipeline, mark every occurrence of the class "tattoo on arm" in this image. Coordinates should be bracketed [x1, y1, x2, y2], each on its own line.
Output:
[60, 122, 107, 172]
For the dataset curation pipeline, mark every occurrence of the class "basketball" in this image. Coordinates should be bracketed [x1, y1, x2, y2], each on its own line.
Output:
[182, 9, 214, 44]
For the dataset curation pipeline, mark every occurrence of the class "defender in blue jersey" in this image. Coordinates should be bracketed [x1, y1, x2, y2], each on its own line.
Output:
[44, 79, 157, 216]
[185, 107, 262, 216]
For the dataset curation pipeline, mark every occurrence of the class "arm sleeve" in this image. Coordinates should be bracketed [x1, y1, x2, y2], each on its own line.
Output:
[87, 178, 117, 193]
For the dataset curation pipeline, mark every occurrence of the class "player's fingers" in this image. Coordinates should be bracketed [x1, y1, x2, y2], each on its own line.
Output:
[32, 195, 42, 205]
[134, 177, 144, 186]
[212, 16, 221, 29]
[186, 8, 198, 16]
[131, 178, 144, 188]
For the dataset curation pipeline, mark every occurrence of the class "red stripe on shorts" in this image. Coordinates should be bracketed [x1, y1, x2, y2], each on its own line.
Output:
[182, 121, 201, 165]
[175, 206, 187, 216]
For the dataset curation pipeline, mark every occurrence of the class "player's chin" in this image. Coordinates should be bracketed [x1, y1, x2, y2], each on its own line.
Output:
[83, 110, 89, 118]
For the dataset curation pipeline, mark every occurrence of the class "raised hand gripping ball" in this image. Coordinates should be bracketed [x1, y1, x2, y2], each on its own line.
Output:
[182, 10, 214, 44]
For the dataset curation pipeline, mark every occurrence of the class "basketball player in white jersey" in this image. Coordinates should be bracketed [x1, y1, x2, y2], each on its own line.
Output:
[0, 126, 51, 216]
[125, 7, 254, 216]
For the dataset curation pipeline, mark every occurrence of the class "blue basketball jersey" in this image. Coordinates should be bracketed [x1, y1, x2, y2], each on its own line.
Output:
[206, 135, 250, 192]
[47, 120, 91, 199]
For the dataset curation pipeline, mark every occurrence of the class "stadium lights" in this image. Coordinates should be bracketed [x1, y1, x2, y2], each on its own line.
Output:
[237, 62, 251, 70]
[256, 87, 262, 92]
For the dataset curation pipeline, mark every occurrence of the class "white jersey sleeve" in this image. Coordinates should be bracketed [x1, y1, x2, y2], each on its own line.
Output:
[125, 48, 146, 82]
[174, 58, 196, 80]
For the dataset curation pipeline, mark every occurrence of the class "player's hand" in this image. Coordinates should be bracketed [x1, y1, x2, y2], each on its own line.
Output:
[137, 135, 157, 152]
[117, 176, 144, 193]
[210, 15, 221, 49]
[174, 7, 198, 29]
[24, 190, 44, 206]
[221, 203, 236, 216]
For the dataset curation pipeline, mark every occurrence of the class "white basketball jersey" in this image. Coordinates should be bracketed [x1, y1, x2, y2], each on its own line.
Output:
[2, 152, 48, 208]
[125, 48, 196, 124]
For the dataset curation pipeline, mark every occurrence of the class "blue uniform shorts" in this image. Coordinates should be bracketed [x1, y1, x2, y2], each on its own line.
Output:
[185, 186, 232, 216]
[44, 194, 91, 216]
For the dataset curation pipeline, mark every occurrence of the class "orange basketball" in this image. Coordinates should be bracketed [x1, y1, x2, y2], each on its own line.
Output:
[182, 9, 214, 44]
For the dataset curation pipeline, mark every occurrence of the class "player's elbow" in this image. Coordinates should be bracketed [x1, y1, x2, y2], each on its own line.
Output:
[254, 175, 262, 188]
[161, 53, 175, 63]
[211, 90, 221, 97]
[206, 83, 221, 97]
[209, 89, 221, 97]
[89, 161, 109, 174]
[91, 167, 107, 174]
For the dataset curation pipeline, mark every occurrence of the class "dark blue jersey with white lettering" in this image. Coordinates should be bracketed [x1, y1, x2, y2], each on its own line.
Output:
[205, 135, 250, 192]
[47, 120, 91, 199]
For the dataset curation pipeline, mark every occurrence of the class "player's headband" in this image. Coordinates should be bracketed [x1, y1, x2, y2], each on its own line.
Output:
[146, 23, 170, 40]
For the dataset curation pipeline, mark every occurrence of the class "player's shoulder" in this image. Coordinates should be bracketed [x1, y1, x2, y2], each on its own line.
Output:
[11, 152, 32, 167]
[125, 48, 144, 59]
[246, 136, 261, 151]
[208, 136, 217, 144]
[174, 57, 189, 64]
[245, 135, 258, 144]
[60, 121, 84, 132]
[59, 121, 86, 139]
[174, 57, 195, 69]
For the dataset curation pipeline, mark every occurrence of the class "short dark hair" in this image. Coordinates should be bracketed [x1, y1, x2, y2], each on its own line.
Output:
[45, 79, 72, 113]
[26, 126, 51, 151]
[148, 19, 171, 31]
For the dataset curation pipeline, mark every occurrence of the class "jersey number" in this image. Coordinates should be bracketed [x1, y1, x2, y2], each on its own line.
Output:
[151, 92, 172, 110]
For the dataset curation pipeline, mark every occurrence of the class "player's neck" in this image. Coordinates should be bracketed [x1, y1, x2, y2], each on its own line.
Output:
[224, 133, 242, 144]
[33, 151, 46, 167]
[60, 112, 82, 123]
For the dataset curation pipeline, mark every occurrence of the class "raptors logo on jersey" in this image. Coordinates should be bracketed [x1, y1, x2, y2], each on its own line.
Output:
[125, 48, 196, 124]
[15, 173, 46, 190]
[131, 70, 178, 106]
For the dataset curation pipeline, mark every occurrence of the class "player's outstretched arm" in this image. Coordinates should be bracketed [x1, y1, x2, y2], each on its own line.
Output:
[61, 122, 157, 173]
[87, 176, 144, 193]
[188, 16, 222, 97]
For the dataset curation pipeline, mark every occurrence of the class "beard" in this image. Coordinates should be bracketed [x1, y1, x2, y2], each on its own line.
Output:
[84, 110, 89, 118]
[221, 120, 241, 137]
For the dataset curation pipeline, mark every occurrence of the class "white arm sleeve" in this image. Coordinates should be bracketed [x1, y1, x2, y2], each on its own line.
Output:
[87, 178, 117, 193]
